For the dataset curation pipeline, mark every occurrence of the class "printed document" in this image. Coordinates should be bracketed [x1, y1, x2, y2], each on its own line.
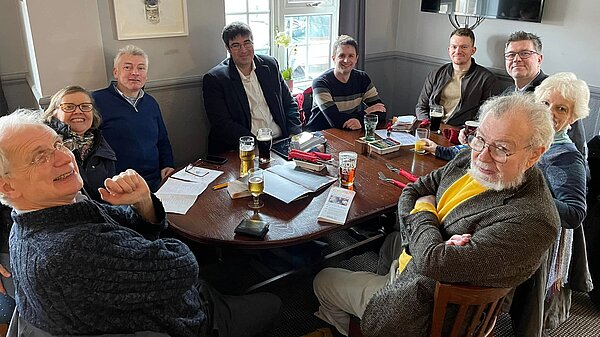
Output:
[317, 187, 356, 225]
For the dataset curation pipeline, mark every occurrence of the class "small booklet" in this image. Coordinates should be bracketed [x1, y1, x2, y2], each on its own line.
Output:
[391, 115, 418, 132]
[271, 131, 327, 159]
[368, 138, 402, 154]
[263, 163, 337, 203]
[317, 187, 356, 225]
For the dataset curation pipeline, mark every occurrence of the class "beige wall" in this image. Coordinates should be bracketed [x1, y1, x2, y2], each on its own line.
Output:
[366, 0, 600, 87]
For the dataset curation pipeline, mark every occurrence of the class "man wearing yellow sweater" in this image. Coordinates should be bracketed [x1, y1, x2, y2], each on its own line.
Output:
[313, 93, 560, 337]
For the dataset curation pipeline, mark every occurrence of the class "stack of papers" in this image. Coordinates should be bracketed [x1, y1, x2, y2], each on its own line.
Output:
[317, 187, 356, 225]
[156, 166, 222, 214]
[391, 115, 417, 132]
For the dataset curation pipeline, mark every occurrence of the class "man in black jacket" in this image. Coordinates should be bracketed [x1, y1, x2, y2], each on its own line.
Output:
[415, 28, 499, 126]
[502, 30, 587, 159]
[203, 22, 302, 154]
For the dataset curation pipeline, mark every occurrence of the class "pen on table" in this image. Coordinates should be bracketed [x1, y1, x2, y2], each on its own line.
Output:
[212, 182, 229, 190]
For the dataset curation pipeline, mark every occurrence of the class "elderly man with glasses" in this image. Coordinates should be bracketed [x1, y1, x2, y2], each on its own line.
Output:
[203, 22, 302, 154]
[502, 31, 587, 159]
[0, 110, 281, 336]
[312, 93, 560, 337]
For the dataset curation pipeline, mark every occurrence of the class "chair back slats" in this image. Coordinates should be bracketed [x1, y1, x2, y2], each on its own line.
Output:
[429, 282, 513, 337]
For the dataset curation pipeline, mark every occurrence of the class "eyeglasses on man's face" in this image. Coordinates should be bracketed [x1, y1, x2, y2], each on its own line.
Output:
[468, 135, 531, 164]
[29, 140, 72, 167]
[229, 40, 254, 51]
[504, 50, 539, 60]
[59, 103, 94, 113]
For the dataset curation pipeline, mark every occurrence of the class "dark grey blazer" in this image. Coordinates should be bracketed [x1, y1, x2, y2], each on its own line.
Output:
[203, 54, 301, 154]
[361, 151, 560, 337]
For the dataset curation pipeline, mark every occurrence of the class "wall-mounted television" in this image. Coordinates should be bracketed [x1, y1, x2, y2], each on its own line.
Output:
[421, 0, 545, 23]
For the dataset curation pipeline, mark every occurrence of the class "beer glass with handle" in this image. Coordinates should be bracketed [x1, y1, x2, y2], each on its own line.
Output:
[247, 168, 265, 209]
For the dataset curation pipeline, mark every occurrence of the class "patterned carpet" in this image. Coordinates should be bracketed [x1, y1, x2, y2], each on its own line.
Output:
[197, 230, 600, 337]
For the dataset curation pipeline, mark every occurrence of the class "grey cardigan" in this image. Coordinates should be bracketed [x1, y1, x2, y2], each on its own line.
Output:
[361, 151, 560, 337]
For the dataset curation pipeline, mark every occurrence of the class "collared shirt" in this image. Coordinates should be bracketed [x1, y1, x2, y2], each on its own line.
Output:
[113, 84, 145, 109]
[236, 63, 282, 138]
[515, 70, 541, 92]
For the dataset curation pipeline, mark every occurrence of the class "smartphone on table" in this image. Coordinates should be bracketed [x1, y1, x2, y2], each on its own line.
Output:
[204, 155, 228, 165]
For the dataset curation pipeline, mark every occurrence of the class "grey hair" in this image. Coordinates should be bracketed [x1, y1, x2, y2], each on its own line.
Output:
[506, 31, 542, 53]
[478, 93, 553, 152]
[0, 109, 46, 206]
[534, 72, 590, 121]
[43, 85, 102, 130]
[113, 45, 149, 68]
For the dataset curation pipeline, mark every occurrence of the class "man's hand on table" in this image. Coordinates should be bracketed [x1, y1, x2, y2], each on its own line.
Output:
[343, 118, 362, 130]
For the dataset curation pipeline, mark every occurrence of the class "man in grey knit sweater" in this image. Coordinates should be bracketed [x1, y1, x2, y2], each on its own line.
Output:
[0, 110, 280, 337]
[313, 94, 560, 336]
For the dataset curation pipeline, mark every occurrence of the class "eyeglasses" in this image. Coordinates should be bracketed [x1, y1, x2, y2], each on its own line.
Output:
[184, 164, 209, 178]
[468, 135, 531, 164]
[2, 139, 70, 175]
[229, 40, 254, 51]
[504, 50, 539, 60]
[59, 103, 94, 113]
[29, 140, 71, 167]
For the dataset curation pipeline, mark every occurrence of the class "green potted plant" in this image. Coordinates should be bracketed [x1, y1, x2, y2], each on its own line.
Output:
[274, 30, 295, 90]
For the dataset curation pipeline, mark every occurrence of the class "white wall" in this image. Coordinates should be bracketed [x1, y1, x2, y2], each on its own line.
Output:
[95, 0, 226, 87]
[387, 0, 600, 86]
[0, 1, 28, 76]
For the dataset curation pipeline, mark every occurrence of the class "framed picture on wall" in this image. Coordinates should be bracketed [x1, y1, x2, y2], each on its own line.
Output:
[113, 0, 189, 40]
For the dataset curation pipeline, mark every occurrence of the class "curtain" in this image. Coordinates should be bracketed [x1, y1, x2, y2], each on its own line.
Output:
[338, 0, 366, 70]
[0, 77, 7, 116]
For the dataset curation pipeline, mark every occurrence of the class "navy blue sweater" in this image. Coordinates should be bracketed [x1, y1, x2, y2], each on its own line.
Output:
[10, 197, 205, 337]
[92, 83, 174, 192]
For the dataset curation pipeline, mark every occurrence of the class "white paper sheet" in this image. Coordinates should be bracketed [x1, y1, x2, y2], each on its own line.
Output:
[155, 167, 222, 214]
[375, 130, 417, 146]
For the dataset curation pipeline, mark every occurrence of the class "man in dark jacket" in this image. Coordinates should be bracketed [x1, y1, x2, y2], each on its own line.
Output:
[502, 30, 587, 158]
[0, 110, 281, 337]
[203, 22, 302, 154]
[415, 28, 499, 126]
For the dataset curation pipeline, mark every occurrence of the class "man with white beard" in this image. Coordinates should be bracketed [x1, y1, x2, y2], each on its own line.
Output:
[312, 93, 560, 337]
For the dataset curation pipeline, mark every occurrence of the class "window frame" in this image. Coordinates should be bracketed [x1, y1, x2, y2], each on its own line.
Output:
[225, 0, 339, 90]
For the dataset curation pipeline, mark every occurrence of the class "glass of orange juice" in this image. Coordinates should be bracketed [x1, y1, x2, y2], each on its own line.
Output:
[414, 128, 429, 154]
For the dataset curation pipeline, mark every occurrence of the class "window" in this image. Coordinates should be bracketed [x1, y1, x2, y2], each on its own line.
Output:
[225, 0, 339, 89]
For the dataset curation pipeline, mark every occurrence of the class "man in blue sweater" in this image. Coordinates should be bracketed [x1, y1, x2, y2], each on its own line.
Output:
[93, 45, 174, 192]
[0, 110, 281, 337]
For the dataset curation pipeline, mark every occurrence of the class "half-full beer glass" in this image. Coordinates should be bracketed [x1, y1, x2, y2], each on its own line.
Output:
[414, 128, 429, 154]
[257, 128, 273, 164]
[239, 136, 255, 177]
[339, 151, 358, 188]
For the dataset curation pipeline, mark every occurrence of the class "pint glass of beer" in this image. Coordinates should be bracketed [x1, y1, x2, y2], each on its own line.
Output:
[239, 136, 255, 177]
[429, 105, 444, 133]
[257, 128, 273, 164]
[338, 151, 358, 188]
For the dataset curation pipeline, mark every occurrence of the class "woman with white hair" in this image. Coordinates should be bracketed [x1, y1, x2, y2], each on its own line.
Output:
[533, 72, 592, 331]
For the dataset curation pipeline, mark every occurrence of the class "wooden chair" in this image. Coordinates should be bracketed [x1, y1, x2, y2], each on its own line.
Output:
[429, 282, 512, 337]
[348, 282, 512, 337]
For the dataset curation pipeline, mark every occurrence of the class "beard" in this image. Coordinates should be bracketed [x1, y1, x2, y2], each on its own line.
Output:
[468, 162, 527, 191]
